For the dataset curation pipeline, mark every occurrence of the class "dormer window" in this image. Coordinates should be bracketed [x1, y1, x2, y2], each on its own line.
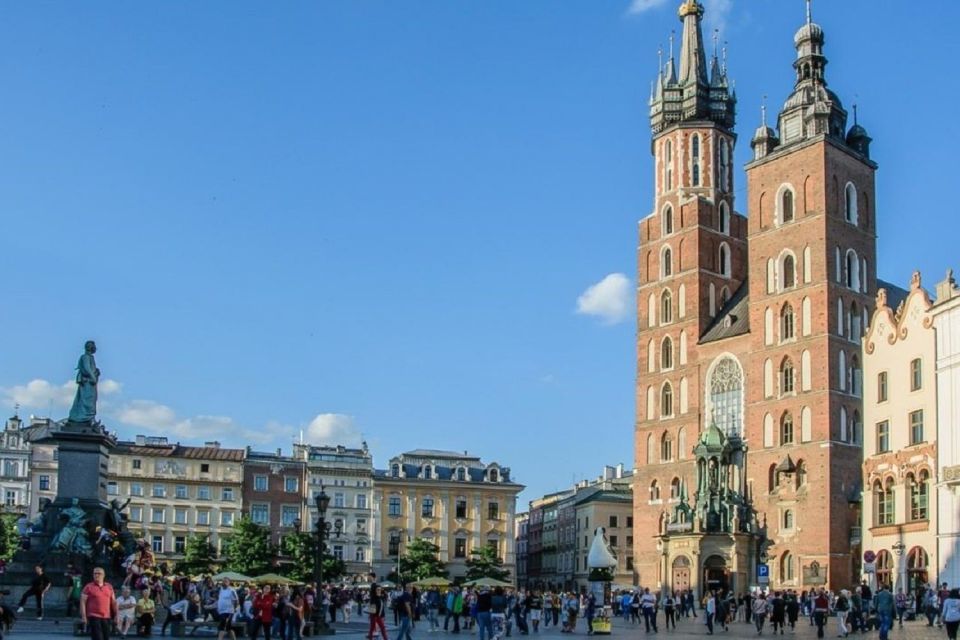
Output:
[391, 464, 400, 478]
[488, 468, 499, 483]
[456, 467, 466, 482]
[423, 465, 433, 480]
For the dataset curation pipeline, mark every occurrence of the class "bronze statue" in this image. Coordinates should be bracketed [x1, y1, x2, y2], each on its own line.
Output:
[51, 498, 92, 556]
[68, 341, 100, 424]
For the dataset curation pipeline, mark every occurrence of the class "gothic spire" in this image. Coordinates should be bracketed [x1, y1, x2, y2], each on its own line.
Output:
[678, 0, 708, 86]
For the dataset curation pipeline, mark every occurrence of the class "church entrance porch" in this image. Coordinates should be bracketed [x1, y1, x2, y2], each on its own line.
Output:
[704, 554, 729, 594]
[672, 555, 691, 593]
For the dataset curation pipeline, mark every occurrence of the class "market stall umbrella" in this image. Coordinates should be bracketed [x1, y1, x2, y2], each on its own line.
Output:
[212, 571, 253, 583]
[377, 580, 396, 588]
[412, 577, 451, 588]
[463, 577, 514, 588]
[254, 572, 300, 585]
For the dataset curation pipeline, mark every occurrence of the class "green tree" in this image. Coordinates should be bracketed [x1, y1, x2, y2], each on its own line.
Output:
[221, 516, 275, 576]
[176, 533, 218, 575]
[0, 514, 21, 562]
[279, 531, 346, 583]
[465, 544, 510, 582]
[396, 538, 447, 581]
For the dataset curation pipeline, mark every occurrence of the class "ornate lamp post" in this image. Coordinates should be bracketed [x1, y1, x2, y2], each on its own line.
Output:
[312, 487, 341, 636]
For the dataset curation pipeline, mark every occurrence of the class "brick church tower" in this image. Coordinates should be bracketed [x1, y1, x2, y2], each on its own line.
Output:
[633, 0, 875, 593]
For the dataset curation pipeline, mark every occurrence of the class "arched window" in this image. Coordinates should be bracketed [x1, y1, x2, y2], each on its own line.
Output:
[663, 204, 674, 235]
[801, 406, 812, 442]
[803, 246, 812, 283]
[781, 412, 795, 444]
[423, 465, 433, 480]
[678, 427, 687, 460]
[875, 479, 894, 526]
[646, 433, 656, 464]
[719, 138, 730, 191]
[661, 337, 674, 370]
[679, 331, 688, 366]
[661, 382, 674, 417]
[664, 140, 673, 191]
[908, 470, 930, 521]
[801, 350, 812, 391]
[691, 134, 701, 187]
[661, 289, 673, 324]
[670, 477, 681, 499]
[764, 413, 774, 447]
[846, 249, 860, 290]
[707, 356, 744, 436]
[839, 350, 847, 391]
[849, 354, 862, 397]
[781, 552, 795, 581]
[876, 550, 893, 588]
[719, 287, 730, 309]
[646, 386, 655, 420]
[844, 182, 858, 224]
[783, 509, 794, 530]
[849, 301, 860, 340]
[487, 468, 498, 482]
[764, 358, 774, 398]
[781, 357, 795, 395]
[649, 480, 661, 501]
[778, 186, 795, 225]
[768, 463, 777, 492]
[661, 433, 673, 462]
[718, 243, 731, 277]
[719, 201, 730, 234]
[662, 245, 673, 278]
[781, 303, 795, 341]
[782, 254, 796, 289]
[802, 297, 812, 336]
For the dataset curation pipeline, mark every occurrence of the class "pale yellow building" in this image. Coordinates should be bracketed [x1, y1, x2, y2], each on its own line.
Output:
[862, 272, 937, 591]
[572, 478, 635, 588]
[373, 449, 524, 580]
[108, 436, 245, 561]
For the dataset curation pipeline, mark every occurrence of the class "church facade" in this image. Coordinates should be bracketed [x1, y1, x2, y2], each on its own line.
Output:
[633, 0, 880, 594]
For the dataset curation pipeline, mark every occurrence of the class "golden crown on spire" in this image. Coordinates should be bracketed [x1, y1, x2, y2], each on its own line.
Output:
[678, 0, 703, 19]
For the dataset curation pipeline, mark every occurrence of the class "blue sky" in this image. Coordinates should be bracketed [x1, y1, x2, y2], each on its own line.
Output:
[1, 1, 957, 507]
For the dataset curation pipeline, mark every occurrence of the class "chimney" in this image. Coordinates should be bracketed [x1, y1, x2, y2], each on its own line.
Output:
[603, 466, 615, 481]
[276, 448, 282, 457]
[135, 435, 146, 446]
[616, 463, 624, 478]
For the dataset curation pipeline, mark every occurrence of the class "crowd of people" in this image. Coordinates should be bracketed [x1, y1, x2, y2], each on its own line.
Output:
[7, 566, 960, 640]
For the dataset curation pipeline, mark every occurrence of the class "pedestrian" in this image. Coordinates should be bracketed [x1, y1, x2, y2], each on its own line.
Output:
[631, 591, 641, 625]
[585, 592, 596, 636]
[640, 588, 657, 633]
[705, 592, 716, 635]
[477, 587, 494, 640]
[663, 592, 676, 631]
[16, 565, 51, 620]
[136, 588, 156, 636]
[163, 595, 190, 637]
[872, 585, 894, 640]
[66, 565, 84, 618]
[427, 587, 441, 632]
[770, 592, 785, 636]
[835, 590, 849, 638]
[491, 588, 507, 640]
[395, 584, 414, 640]
[365, 586, 389, 640]
[812, 590, 830, 640]
[216, 579, 240, 640]
[942, 588, 960, 640]
[785, 591, 799, 633]
[285, 590, 303, 640]
[117, 586, 138, 636]
[895, 589, 908, 627]
[80, 566, 118, 640]
[752, 591, 769, 636]
[528, 591, 543, 633]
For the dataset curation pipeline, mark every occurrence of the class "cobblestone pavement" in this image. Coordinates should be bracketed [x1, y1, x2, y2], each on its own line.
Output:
[3, 615, 953, 640]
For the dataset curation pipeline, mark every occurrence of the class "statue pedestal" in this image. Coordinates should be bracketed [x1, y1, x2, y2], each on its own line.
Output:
[45, 421, 116, 511]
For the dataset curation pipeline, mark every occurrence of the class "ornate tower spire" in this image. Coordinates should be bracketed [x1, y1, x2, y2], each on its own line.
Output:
[649, 0, 735, 133]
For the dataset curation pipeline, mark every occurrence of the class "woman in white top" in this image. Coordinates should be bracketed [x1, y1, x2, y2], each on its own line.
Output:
[116, 586, 138, 636]
[943, 588, 960, 640]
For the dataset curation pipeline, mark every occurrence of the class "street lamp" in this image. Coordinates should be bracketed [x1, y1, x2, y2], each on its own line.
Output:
[312, 487, 341, 636]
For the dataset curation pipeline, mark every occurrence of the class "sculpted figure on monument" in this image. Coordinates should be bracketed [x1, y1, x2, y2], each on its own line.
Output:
[51, 498, 93, 556]
[68, 340, 100, 424]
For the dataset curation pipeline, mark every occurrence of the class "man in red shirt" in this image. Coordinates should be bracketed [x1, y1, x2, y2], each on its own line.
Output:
[250, 584, 276, 640]
[80, 567, 117, 640]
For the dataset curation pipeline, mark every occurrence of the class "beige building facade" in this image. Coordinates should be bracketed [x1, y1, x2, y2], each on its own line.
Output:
[373, 449, 523, 580]
[108, 436, 245, 560]
[862, 273, 937, 591]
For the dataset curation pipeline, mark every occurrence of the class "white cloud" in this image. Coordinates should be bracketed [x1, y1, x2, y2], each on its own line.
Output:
[305, 413, 363, 447]
[1, 378, 122, 411]
[703, 0, 734, 38]
[576, 273, 633, 325]
[114, 399, 284, 446]
[628, 0, 669, 14]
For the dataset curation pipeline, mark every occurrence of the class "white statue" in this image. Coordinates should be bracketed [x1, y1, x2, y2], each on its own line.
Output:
[587, 526, 617, 569]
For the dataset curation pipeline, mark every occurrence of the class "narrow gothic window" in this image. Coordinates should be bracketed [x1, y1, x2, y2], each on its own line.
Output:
[661, 383, 673, 417]
[665, 140, 673, 191]
[719, 201, 730, 234]
[783, 509, 794, 529]
[781, 412, 794, 444]
[719, 138, 730, 191]
[718, 243, 730, 277]
[650, 480, 660, 501]
[663, 204, 674, 235]
[660, 433, 673, 462]
[781, 358, 795, 394]
[661, 290, 673, 324]
[844, 182, 858, 224]
[661, 337, 674, 370]
[670, 477, 681, 498]
[781, 303, 795, 341]
[662, 247, 673, 278]
[781, 189, 794, 223]
[782, 254, 796, 289]
[845, 250, 860, 290]
[691, 134, 701, 186]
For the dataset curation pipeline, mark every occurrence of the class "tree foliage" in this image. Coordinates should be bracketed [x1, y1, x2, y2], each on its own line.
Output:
[221, 516, 275, 576]
[177, 533, 218, 575]
[465, 544, 510, 582]
[0, 515, 21, 562]
[279, 530, 345, 583]
[397, 538, 447, 581]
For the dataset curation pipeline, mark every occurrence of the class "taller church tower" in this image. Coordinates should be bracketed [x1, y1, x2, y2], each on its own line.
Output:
[744, 2, 875, 589]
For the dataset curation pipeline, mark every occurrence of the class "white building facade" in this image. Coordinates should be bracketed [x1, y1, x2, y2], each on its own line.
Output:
[933, 270, 960, 587]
